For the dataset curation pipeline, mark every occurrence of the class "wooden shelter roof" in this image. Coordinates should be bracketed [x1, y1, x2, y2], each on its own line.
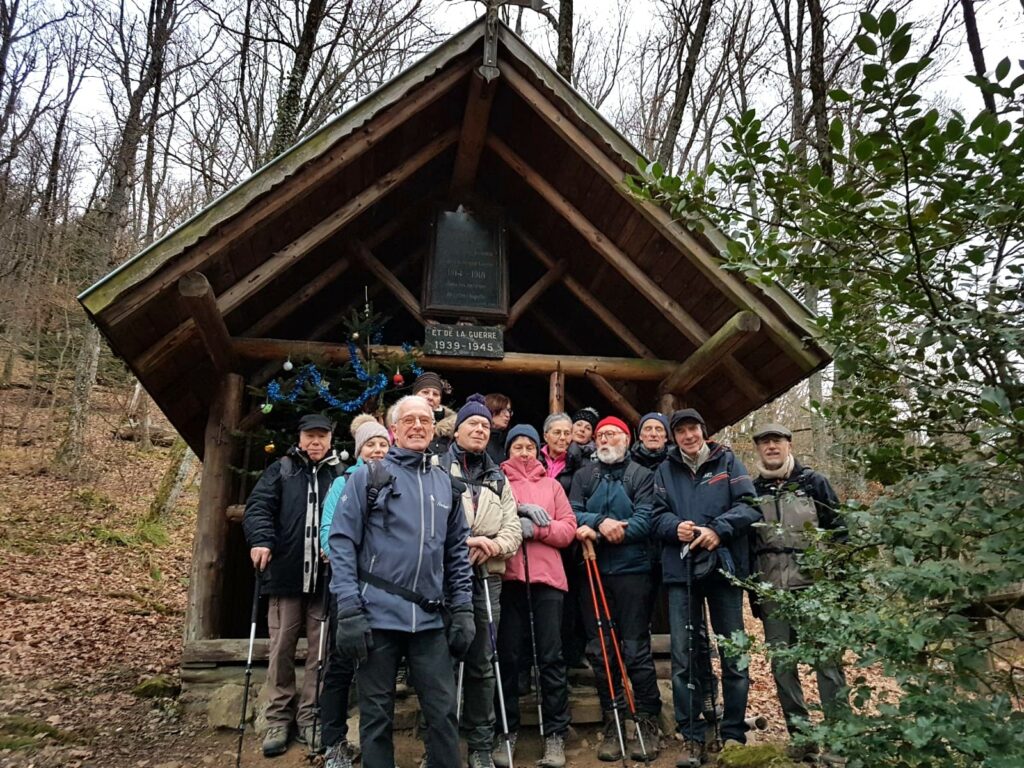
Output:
[79, 18, 829, 456]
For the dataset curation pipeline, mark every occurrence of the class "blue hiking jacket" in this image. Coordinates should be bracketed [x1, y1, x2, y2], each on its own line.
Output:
[329, 446, 473, 632]
[651, 442, 761, 584]
[321, 461, 362, 554]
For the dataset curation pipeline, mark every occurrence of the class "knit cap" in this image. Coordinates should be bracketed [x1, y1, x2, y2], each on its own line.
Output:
[595, 416, 631, 441]
[637, 412, 670, 434]
[455, 393, 492, 431]
[504, 424, 541, 454]
[412, 371, 445, 394]
[571, 407, 600, 428]
[351, 414, 390, 457]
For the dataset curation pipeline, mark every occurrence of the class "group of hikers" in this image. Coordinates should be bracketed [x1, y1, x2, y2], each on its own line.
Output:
[242, 371, 847, 768]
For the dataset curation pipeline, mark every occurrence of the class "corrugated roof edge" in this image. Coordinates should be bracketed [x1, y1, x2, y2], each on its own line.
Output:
[78, 17, 487, 316]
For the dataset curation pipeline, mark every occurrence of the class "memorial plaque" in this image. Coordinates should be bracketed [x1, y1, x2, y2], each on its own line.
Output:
[423, 324, 504, 359]
[423, 207, 508, 319]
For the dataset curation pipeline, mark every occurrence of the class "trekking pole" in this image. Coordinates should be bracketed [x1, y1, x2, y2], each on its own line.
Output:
[521, 541, 545, 737]
[456, 661, 465, 725]
[681, 544, 698, 767]
[588, 540, 650, 764]
[236, 569, 261, 768]
[478, 565, 515, 768]
[307, 572, 332, 759]
[581, 540, 628, 768]
[702, 597, 723, 748]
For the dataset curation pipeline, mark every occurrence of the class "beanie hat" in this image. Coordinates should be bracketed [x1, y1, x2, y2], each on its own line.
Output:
[504, 424, 541, 454]
[638, 412, 670, 435]
[670, 408, 708, 437]
[595, 416, 631, 441]
[412, 371, 444, 395]
[571, 407, 600, 429]
[455, 393, 492, 432]
[351, 414, 390, 457]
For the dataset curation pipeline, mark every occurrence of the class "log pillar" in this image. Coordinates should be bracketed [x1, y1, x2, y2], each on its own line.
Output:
[185, 372, 244, 643]
[659, 392, 679, 415]
[549, 366, 565, 414]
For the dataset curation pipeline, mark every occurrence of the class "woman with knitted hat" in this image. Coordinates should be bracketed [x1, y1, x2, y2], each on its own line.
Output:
[494, 424, 577, 768]
[318, 414, 390, 768]
[411, 371, 457, 455]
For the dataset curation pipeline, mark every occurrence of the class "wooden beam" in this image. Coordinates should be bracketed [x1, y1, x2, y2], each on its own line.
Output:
[137, 128, 457, 376]
[498, 61, 822, 372]
[178, 273, 239, 374]
[511, 223, 655, 358]
[549, 366, 564, 413]
[185, 373, 244, 643]
[659, 393, 679, 415]
[490, 139, 769, 403]
[234, 338, 679, 381]
[506, 260, 567, 330]
[350, 240, 424, 324]
[102, 60, 474, 329]
[660, 311, 761, 395]
[450, 71, 497, 198]
[586, 370, 642, 424]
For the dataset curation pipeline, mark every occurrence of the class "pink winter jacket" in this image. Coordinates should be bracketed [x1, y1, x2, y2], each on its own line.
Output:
[501, 456, 577, 592]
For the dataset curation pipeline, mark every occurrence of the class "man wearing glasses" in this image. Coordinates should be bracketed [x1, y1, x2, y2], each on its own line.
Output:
[328, 395, 476, 768]
[570, 416, 662, 762]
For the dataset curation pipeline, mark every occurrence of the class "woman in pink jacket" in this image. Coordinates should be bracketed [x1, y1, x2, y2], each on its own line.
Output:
[494, 424, 577, 768]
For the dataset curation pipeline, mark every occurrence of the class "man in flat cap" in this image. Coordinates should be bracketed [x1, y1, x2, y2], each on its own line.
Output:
[243, 413, 342, 756]
[750, 424, 846, 762]
[651, 409, 760, 766]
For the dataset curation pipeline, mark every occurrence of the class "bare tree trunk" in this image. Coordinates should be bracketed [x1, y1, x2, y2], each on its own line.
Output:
[138, 389, 152, 450]
[656, 0, 713, 170]
[556, 0, 573, 82]
[148, 438, 195, 520]
[959, 0, 996, 113]
[58, 323, 101, 470]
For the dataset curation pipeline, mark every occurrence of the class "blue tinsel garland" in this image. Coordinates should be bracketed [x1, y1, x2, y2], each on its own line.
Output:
[266, 362, 387, 413]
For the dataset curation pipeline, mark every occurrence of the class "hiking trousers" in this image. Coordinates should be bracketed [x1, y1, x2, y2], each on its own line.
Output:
[265, 586, 326, 729]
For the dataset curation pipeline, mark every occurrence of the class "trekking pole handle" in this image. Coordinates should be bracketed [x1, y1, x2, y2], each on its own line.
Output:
[582, 538, 597, 560]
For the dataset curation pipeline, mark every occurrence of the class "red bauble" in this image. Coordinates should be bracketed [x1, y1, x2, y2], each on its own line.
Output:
[393, 372, 405, 386]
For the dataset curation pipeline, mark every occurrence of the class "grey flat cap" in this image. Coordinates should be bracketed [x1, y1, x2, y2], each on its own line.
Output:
[752, 423, 792, 441]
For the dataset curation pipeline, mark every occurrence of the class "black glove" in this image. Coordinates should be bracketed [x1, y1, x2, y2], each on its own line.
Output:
[446, 603, 476, 660]
[517, 503, 550, 526]
[336, 606, 373, 662]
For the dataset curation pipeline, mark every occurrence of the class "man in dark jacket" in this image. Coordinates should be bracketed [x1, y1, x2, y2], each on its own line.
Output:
[651, 409, 761, 766]
[243, 413, 341, 757]
[751, 424, 846, 761]
[572, 416, 661, 762]
[329, 395, 475, 768]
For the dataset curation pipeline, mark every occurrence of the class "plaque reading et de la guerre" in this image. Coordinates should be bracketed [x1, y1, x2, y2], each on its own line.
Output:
[423, 324, 504, 359]
[423, 208, 508, 320]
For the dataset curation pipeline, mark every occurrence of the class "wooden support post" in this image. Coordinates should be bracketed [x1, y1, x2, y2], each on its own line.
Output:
[506, 260, 567, 330]
[178, 272, 239, 374]
[549, 366, 564, 413]
[350, 240, 424, 324]
[185, 373, 244, 643]
[659, 311, 761, 395]
[586, 370, 642, 424]
[234, 338, 679, 381]
[450, 70, 497, 198]
[659, 392, 679, 415]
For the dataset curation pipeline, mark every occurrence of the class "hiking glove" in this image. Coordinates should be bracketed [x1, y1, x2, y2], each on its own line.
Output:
[336, 606, 373, 662]
[517, 503, 550, 527]
[519, 517, 535, 540]
[446, 604, 476, 660]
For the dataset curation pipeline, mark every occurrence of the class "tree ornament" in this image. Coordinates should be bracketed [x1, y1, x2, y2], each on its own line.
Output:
[283, 357, 293, 372]
[351, 331, 360, 341]
[393, 372, 405, 386]
[264, 442, 276, 454]
[261, 402, 273, 414]
[340, 449, 350, 461]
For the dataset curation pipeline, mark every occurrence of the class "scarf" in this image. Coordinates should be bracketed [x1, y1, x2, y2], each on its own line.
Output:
[755, 453, 795, 481]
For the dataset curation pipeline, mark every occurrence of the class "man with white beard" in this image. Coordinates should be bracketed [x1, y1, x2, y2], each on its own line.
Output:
[571, 416, 662, 762]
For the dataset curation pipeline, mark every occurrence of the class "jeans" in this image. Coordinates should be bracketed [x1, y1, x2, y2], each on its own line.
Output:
[356, 628, 460, 768]
[265, 586, 326, 728]
[320, 596, 356, 748]
[761, 601, 847, 735]
[668, 575, 749, 743]
[579, 570, 661, 716]
[496, 581, 572, 737]
[461, 573, 502, 751]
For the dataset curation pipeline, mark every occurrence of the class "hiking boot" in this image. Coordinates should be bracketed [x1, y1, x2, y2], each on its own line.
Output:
[262, 725, 289, 757]
[492, 732, 517, 767]
[629, 713, 661, 760]
[538, 732, 566, 768]
[468, 748, 496, 768]
[324, 740, 355, 768]
[396, 661, 410, 696]
[675, 738, 705, 767]
[297, 723, 321, 752]
[597, 714, 625, 761]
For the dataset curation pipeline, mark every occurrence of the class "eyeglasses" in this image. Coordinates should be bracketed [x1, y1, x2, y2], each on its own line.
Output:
[595, 430, 626, 441]
[398, 415, 433, 427]
[547, 429, 571, 438]
[499, 408, 513, 416]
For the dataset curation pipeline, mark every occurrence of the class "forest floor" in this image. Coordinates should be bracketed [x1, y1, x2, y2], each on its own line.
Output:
[0, 373, 870, 768]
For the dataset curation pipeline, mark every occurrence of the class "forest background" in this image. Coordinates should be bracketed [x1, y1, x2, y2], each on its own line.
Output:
[0, 0, 1021, 766]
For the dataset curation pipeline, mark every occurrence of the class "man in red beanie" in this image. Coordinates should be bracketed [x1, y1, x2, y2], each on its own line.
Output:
[571, 416, 662, 762]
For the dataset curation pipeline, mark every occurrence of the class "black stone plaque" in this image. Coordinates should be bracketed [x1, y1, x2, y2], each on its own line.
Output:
[423, 324, 504, 359]
[423, 208, 508, 319]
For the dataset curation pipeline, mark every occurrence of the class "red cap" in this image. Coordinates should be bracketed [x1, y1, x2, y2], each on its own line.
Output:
[595, 416, 631, 440]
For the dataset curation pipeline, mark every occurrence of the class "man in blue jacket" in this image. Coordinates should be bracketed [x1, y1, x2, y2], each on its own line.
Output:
[572, 415, 661, 762]
[651, 409, 761, 767]
[328, 395, 475, 768]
